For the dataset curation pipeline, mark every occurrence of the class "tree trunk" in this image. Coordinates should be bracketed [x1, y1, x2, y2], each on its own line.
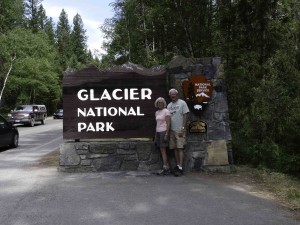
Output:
[0, 55, 16, 103]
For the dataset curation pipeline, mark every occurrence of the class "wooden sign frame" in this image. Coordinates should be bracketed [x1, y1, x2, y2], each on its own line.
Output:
[63, 65, 167, 140]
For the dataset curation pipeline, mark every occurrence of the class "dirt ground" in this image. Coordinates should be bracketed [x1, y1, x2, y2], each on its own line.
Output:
[38, 149, 300, 221]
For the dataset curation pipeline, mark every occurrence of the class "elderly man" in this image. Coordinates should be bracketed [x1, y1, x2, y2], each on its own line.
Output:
[167, 88, 189, 176]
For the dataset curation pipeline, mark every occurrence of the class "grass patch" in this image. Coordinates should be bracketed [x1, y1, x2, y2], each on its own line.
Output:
[200, 165, 300, 220]
[38, 148, 60, 167]
[228, 166, 300, 212]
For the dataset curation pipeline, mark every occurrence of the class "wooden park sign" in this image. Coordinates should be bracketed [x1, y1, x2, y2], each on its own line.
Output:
[182, 74, 213, 112]
[63, 64, 167, 140]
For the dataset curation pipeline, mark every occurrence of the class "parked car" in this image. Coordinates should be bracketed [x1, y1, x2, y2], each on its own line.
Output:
[8, 104, 47, 127]
[53, 109, 63, 119]
[0, 114, 19, 148]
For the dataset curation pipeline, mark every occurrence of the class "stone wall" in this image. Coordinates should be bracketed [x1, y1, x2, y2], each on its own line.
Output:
[60, 141, 160, 172]
[167, 56, 232, 172]
[59, 56, 232, 173]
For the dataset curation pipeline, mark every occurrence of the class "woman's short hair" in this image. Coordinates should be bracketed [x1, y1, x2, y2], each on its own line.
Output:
[154, 97, 167, 108]
[168, 88, 178, 95]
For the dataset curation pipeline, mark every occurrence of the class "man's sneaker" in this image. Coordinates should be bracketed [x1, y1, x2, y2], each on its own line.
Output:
[171, 165, 179, 174]
[173, 166, 183, 177]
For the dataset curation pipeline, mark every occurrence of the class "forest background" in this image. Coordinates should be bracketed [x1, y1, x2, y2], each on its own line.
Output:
[0, 0, 299, 176]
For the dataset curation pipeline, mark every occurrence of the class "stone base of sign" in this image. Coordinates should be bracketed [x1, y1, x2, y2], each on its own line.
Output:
[59, 139, 232, 173]
[60, 141, 161, 172]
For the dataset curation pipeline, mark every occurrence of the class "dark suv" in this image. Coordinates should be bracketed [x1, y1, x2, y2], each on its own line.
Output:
[8, 105, 47, 127]
[0, 114, 19, 148]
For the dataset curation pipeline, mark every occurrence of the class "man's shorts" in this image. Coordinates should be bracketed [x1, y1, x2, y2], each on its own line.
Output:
[169, 130, 186, 149]
[155, 131, 168, 148]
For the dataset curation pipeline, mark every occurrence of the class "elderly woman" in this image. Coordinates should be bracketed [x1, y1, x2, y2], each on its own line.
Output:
[154, 97, 171, 175]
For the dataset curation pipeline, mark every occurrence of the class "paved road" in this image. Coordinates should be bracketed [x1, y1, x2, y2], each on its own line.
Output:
[0, 119, 298, 225]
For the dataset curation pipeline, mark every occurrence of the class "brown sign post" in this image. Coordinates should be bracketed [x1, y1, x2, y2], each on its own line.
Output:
[63, 65, 167, 140]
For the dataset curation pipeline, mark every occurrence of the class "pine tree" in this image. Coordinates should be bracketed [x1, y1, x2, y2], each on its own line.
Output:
[56, 9, 72, 70]
[24, 0, 43, 33]
[37, 4, 47, 30]
[44, 17, 56, 46]
[71, 13, 88, 65]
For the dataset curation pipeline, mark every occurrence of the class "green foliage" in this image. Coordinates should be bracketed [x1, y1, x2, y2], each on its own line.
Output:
[0, 27, 61, 112]
[287, 188, 300, 200]
[224, 0, 300, 176]
[0, 0, 24, 33]
[101, 0, 218, 67]
[0, 1, 100, 115]
[250, 141, 281, 169]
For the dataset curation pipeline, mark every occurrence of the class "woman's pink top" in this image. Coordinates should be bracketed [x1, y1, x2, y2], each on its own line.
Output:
[155, 108, 170, 132]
